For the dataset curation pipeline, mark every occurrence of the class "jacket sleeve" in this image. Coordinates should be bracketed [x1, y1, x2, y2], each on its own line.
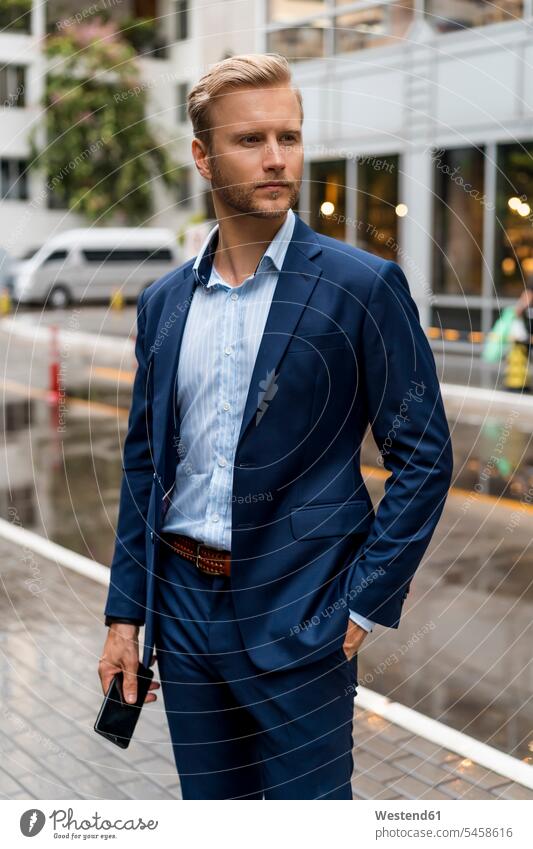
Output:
[346, 260, 454, 628]
[105, 616, 143, 627]
[104, 287, 154, 623]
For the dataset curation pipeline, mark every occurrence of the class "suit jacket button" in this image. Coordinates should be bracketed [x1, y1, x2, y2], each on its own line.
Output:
[150, 531, 154, 542]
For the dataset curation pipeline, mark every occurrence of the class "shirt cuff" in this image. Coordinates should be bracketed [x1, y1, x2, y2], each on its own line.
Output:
[348, 608, 375, 632]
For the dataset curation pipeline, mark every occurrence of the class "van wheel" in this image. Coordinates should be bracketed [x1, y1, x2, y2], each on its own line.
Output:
[48, 285, 71, 309]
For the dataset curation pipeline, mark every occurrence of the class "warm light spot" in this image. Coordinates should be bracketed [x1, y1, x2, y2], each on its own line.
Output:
[502, 257, 516, 275]
[508, 196, 522, 211]
[518, 202, 531, 217]
[320, 201, 335, 216]
[395, 203, 408, 217]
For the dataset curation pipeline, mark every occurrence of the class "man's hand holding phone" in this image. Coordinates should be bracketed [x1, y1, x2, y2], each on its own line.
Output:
[98, 623, 160, 704]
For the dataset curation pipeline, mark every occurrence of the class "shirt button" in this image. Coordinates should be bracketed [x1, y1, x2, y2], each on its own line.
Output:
[218, 456, 227, 467]
[230, 292, 238, 301]
[211, 513, 220, 522]
[224, 346, 233, 355]
[223, 401, 230, 411]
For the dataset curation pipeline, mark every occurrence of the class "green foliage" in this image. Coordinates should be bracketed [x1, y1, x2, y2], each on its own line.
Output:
[29, 16, 181, 224]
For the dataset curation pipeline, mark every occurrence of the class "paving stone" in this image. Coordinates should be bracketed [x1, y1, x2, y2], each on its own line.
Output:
[360, 732, 413, 761]
[352, 773, 407, 799]
[437, 778, 494, 799]
[69, 773, 130, 799]
[355, 748, 406, 783]
[17, 772, 82, 799]
[134, 757, 181, 790]
[402, 736, 463, 765]
[1, 748, 47, 780]
[492, 782, 533, 800]
[40, 751, 93, 781]
[119, 779, 176, 800]
[392, 753, 453, 785]
[440, 758, 515, 791]
[386, 773, 446, 799]
[0, 772, 27, 796]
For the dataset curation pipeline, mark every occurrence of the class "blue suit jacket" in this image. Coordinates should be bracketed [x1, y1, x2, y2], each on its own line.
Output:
[104, 212, 454, 671]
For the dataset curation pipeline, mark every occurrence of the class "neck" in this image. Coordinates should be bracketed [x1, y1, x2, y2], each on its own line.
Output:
[212, 210, 289, 288]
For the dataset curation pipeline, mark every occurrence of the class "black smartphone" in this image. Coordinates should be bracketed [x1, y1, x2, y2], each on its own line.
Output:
[94, 661, 154, 749]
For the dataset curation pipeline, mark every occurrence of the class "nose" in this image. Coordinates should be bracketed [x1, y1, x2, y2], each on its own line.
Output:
[263, 138, 286, 171]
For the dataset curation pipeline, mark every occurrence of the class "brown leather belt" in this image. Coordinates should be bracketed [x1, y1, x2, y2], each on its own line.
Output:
[162, 532, 231, 576]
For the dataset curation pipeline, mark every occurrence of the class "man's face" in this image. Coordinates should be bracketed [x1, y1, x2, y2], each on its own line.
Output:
[199, 84, 303, 219]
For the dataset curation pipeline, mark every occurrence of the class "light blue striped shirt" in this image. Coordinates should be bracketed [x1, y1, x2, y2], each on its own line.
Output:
[161, 207, 374, 632]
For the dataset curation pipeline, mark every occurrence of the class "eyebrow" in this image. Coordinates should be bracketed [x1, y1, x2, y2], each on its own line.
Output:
[229, 128, 302, 140]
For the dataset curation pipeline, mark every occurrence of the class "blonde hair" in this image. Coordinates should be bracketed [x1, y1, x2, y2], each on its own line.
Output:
[187, 53, 304, 153]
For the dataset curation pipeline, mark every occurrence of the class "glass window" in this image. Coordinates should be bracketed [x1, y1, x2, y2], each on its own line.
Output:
[494, 141, 533, 298]
[335, 0, 414, 53]
[177, 82, 188, 124]
[82, 248, 173, 262]
[176, 0, 189, 40]
[310, 159, 347, 240]
[425, 0, 523, 33]
[1, 159, 28, 200]
[432, 147, 485, 296]
[44, 251, 68, 263]
[0, 65, 26, 108]
[430, 305, 482, 334]
[0, 0, 31, 34]
[267, 22, 327, 60]
[357, 154, 399, 260]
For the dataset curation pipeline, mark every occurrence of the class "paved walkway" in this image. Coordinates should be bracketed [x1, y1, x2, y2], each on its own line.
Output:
[0, 535, 531, 801]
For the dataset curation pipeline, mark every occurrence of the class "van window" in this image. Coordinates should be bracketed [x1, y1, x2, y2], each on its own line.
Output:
[81, 248, 173, 263]
[44, 250, 68, 263]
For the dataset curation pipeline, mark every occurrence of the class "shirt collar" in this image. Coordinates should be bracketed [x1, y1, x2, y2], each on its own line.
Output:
[192, 207, 296, 288]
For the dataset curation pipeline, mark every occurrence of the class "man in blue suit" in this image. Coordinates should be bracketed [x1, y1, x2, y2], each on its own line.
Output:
[99, 53, 453, 799]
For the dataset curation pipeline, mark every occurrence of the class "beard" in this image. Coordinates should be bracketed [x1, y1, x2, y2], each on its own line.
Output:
[209, 157, 301, 218]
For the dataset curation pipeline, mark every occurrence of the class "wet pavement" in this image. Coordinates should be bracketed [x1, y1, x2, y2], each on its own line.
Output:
[1, 535, 532, 800]
[1, 306, 533, 777]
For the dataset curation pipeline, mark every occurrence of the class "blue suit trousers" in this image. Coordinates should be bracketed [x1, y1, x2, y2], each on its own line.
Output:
[153, 541, 358, 799]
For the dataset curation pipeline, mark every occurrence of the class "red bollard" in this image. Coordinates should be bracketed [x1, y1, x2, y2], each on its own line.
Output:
[48, 324, 60, 404]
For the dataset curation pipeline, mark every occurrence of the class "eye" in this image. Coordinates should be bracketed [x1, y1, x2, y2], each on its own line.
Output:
[242, 135, 260, 143]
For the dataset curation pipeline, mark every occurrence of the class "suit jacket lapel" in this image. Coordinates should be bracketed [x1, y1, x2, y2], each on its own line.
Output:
[236, 217, 323, 452]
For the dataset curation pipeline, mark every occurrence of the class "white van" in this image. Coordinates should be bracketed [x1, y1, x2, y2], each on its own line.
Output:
[9, 228, 182, 308]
